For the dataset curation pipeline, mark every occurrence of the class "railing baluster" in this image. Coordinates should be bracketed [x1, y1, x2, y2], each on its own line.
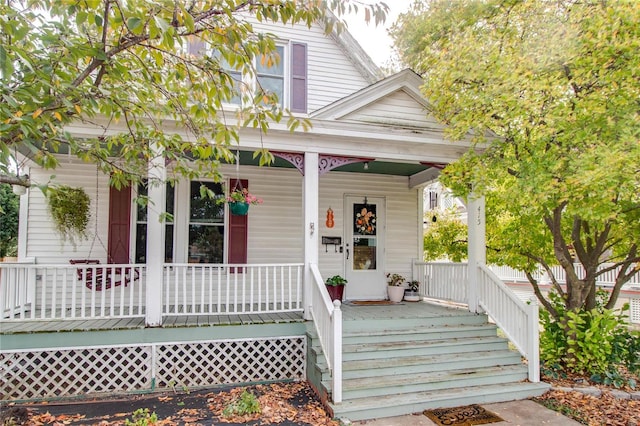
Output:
[258, 267, 263, 311]
[249, 267, 255, 313]
[217, 267, 222, 314]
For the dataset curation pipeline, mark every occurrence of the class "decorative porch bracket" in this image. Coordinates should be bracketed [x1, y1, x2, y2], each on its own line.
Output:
[272, 151, 373, 176]
[318, 155, 373, 175]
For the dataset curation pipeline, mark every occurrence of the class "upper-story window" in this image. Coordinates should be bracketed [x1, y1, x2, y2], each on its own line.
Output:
[208, 41, 307, 113]
[218, 55, 243, 106]
[256, 46, 285, 107]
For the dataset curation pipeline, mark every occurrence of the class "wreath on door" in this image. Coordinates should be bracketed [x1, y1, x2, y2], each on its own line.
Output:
[355, 204, 376, 235]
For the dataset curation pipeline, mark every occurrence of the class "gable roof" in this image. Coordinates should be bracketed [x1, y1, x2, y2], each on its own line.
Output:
[326, 23, 384, 84]
[311, 69, 446, 132]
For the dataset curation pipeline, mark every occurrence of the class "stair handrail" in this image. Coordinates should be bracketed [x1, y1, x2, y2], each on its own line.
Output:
[309, 263, 342, 403]
[477, 264, 540, 382]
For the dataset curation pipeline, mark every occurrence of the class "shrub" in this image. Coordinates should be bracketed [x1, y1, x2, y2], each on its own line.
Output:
[540, 289, 639, 388]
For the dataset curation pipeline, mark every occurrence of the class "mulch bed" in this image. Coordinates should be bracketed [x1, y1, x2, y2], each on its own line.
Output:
[0, 381, 339, 426]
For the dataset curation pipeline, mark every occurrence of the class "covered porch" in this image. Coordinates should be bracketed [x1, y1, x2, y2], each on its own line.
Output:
[1, 259, 544, 409]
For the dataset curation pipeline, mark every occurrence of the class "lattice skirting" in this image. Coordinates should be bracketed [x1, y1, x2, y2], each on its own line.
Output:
[0, 336, 306, 401]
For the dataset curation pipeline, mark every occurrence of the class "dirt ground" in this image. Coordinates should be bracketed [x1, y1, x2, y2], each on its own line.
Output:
[0, 381, 338, 426]
[2, 378, 640, 426]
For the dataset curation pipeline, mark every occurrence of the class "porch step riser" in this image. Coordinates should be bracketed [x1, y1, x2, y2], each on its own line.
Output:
[334, 370, 529, 400]
[342, 315, 487, 332]
[309, 335, 508, 358]
[341, 353, 523, 379]
[342, 345, 506, 362]
[330, 383, 551, 421]
[342, 327, 499, 345]
[314, 350, 522, 379]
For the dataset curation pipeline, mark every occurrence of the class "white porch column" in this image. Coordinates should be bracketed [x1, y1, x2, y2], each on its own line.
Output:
[303, 152, 319, 320]
[467, 192, 486, 313]
[145, 144, 166, 327]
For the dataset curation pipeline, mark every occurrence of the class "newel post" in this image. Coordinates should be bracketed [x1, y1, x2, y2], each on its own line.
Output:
[527, 296, 541, 382]
[332, 299, 343, 403]
[467, 191, 486, 313]
[145, 143, 166, 327]
[303, 152, 319, 320]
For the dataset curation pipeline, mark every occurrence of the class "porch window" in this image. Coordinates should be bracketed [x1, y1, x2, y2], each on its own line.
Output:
[134, 183, 175, 263]
[188, 181, 225, 263]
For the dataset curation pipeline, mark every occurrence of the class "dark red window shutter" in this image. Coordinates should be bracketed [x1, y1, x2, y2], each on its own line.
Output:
[228, 179, 249, 264]
[291, 43, 307, 113]
[108, 185, 132, 264]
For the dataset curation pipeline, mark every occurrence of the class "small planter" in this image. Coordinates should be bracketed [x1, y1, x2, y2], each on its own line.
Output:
[326, 285, 345, 302]
[325, 275, 347, 302]
[229, 202, 249, 215]
[387, 286, 404, 303]
[404, 290, 420, 302]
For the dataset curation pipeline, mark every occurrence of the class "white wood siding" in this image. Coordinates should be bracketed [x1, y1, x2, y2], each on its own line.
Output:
[231, 165, 304, 263]
[25, 161, 110, 264]
[342, 90, 446, 130]
[24, 163, 420, 283]
[318, 171, 419, 280]
[250, 20, 371, 112]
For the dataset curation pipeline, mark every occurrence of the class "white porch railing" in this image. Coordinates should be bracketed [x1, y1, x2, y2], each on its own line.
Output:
[309, 263, 342, 403]
[414, 261, 468, 304]
[489, 263, 640, 288]
[477, 264, 539, 382]
[0, 263, 145, 321]
[162, 263, 303, 315]
[1, 262, 304, 322]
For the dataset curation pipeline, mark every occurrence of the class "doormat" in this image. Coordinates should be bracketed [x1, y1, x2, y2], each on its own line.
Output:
[349, 300, 403, 305]
[423, 404, 504, 426]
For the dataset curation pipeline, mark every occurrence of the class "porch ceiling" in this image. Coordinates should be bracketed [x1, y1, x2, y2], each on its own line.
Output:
[233, 151, 434, 177]
[42, 145, 437, 178]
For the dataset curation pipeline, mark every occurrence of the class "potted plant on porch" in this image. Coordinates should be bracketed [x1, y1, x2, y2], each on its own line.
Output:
[325, 275, 347, 302]
[404, 280, 421, 302]
[386, 273, 406, 303]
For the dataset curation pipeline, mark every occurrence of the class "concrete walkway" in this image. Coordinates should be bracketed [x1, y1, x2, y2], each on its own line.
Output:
[348, 400, 581, 425]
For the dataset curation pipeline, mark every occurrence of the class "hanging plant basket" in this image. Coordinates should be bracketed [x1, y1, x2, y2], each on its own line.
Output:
[47, 185, 91, 247]
[229, 201, 250, 216]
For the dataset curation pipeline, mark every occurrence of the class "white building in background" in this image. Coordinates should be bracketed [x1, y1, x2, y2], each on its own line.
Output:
[423, 181, 467, 225]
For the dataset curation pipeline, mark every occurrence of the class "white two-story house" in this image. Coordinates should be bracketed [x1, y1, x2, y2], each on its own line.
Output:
[0, 8, 548, 421]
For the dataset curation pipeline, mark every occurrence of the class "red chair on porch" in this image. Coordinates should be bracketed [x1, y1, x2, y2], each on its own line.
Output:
[69, 259, 139, 291]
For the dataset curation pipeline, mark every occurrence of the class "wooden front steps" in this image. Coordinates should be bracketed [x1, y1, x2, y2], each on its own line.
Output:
[306, 301, 549, 422]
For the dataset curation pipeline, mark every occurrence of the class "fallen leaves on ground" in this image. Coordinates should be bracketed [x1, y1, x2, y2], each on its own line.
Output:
[207, 382, 339, 426]
[535, 373, 640, 426]
[4, 381, 338, 425]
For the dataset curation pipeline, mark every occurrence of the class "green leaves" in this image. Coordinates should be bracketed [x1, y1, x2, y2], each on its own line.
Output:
[2, 0, 384, 191]
[396, 0, 640, 314]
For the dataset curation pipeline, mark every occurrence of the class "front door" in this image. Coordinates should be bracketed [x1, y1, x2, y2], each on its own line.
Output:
[344, 196, 386, 300]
